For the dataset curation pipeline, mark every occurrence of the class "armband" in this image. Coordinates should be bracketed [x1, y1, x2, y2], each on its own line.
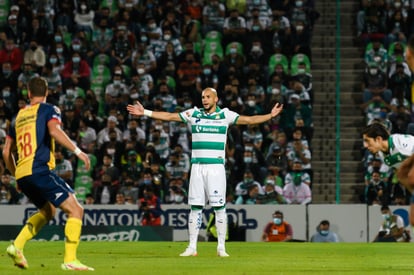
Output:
[143, 109, 153, 117]
[74, 147, 82, 156]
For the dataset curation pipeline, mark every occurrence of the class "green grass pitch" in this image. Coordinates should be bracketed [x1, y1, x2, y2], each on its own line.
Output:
[1, 241, 414, 274]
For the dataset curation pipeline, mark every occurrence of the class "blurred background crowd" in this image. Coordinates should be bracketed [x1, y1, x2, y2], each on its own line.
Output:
[357, 0, 414, 206]
[0, 0, 320, 207]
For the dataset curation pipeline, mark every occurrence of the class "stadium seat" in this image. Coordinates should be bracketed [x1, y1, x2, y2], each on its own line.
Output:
[268, 53, 289, 75]
[290, 53, 311, 75]
[202, 40, 223, 65]
[225, 41, 244, 56]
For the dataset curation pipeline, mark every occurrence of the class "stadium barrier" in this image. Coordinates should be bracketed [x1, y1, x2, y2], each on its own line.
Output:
[0, 204, 410, 242]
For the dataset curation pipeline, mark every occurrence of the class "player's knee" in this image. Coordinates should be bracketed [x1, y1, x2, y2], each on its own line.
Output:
[213, 205, 226, 211]
[40, 202, 56, 220]
[190, 205, 203, 211]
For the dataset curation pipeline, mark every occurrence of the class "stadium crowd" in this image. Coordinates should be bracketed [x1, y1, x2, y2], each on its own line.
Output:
[0, 0, 319, 207]
[357, 0, 414, 206]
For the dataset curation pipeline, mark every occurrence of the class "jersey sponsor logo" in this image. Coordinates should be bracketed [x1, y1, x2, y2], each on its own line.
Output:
[194, 125, 221, 133]
[23, 207, 259, 230]
[55, 192, 63, 201]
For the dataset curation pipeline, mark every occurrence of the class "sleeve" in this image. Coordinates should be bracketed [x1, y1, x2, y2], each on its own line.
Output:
[179, 108, 195, 123]
[224, 108, 240, 125]
[49, 104, 62, 124]
[7, 117, 16, 140]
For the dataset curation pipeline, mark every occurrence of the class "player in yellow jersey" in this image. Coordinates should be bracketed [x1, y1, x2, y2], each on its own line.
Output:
[2, 77, 93, 271]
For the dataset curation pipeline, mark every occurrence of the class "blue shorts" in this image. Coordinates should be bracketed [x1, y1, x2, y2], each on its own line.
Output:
[17, 171, 74, 208]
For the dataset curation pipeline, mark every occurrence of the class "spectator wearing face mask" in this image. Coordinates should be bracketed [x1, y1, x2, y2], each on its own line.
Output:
[310, 220, 339, 242]
[262, 210, 293, 242]
[283, 161, 312, 204]
[196, 64, 219, 94]
[61, 52, 91, 91]
[361, 62, 392, 107]
[234, 170, 264, 197]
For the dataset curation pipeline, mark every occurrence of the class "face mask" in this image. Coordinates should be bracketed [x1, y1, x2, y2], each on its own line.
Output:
[174, 194, 184, 203]
[382, 214, 390, 220]
[163, 34, 171, 40]
[50, 57, 57, 64]
[244, 177, 253, 184]
[320, 230, 329, 236]
[155, 125, 163, 130]
[297, 68, 306, 74]
[54, 36, 62, 42]
[247, 100, 256, 107]
[125, 3, 133, 8]
[271, 88, 280, 95]
[230, 48, 237, 54]
[203, 68, 211, 75]
[369, 68, 378, 75]
[141, 36, 148, 42]
[137, 68, 145, 74]
[273, 218, 282, 225]
[296, 1, 303, 7]
[81, 4, 87, 10]
[72, 57, 80, 63]
[56, 48, 63, 53]
[2, 90, 10, 97]
[394, 2, 401, 8]
[296, 25, 304, 31]
[184, 102, 192, 108]
[252, 45, 261, 52]
[2, 70, 12, 77]
[252, 25, 260, 31]
[113, 80, 121, 85]
[244, 157, 252, 163]
[72, 44, 81, 51]
[148, 23, 156, 29]
[130, 93, 139, 99]
[143, 179, 152, 185]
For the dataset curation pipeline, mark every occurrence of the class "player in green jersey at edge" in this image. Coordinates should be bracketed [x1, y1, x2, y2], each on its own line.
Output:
[127, 87, 283, 257]
[3, 77, 93, 271]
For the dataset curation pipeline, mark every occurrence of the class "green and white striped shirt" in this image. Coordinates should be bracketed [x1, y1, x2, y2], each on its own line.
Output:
[383, 134, 414, 168]
[179, 106, 239, 164]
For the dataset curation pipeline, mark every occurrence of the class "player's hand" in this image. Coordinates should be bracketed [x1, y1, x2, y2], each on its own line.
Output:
[270, 102, 283, 118]
[127, 101, 145, 116]
[78, 152, 91, 171]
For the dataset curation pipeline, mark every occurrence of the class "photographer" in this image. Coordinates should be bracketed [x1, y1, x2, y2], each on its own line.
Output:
[138, 185, 162, 226]
[373, 205, 410, 242]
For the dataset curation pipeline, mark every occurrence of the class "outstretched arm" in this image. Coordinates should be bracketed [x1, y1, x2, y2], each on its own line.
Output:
[236, 102, 283, 125]
[127, 101, 182, 122]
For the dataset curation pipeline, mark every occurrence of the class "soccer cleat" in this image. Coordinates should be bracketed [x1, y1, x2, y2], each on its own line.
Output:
[179, 247, 198, 257]
[7, 243, 29, 269]
[217, 249, 230, 257]
[61, 260, 94, 271]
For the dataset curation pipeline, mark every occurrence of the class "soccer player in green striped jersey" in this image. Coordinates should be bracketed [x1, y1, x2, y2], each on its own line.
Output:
[127, 87, 283, 257]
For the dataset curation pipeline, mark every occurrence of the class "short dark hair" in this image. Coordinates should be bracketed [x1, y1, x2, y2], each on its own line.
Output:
[361, 123, 389, 139]
[320, 220, 330, 226]
[28, 77, 48, 97]
[273, 210, 283, 218]
[381, 205, 390, 211]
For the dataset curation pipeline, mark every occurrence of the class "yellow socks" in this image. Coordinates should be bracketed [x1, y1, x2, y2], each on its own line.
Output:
[64, 217, 82, 263]
[14, 212, 48, 250]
